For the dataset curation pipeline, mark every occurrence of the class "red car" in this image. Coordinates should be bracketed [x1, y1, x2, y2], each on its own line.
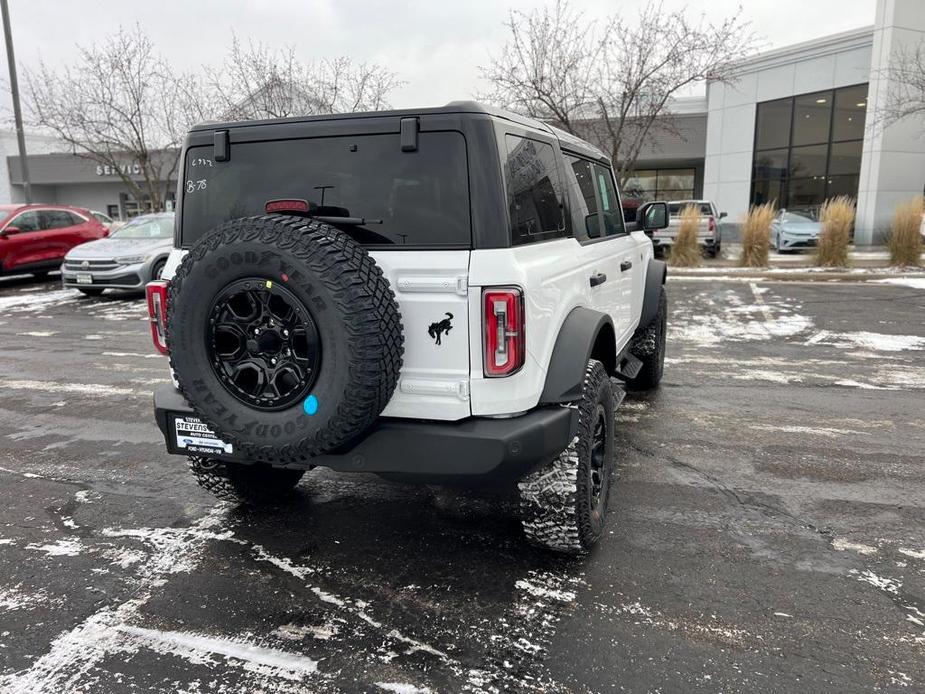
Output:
[0, 204, 108, 278]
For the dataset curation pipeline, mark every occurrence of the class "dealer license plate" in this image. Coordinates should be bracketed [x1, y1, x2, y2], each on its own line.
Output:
[174, 416, 233, 456]
[76, 273, 93, 284]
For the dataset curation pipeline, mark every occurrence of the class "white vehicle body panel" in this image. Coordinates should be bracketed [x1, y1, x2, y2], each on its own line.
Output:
[467, 232, 649, 416]
[163, 247, 472, 422]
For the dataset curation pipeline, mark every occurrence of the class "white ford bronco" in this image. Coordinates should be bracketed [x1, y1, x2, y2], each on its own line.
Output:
[147, 102, 669, 554]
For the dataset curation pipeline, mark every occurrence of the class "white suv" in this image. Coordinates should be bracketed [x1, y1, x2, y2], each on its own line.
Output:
[147, 101, 670, 554]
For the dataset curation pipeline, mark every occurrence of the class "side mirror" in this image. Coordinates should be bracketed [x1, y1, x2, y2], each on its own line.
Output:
[719, 211, 728, 219]
[584, 212, 601, 238]
[642, 202, 669, 231]
[0, 226, 22, 237]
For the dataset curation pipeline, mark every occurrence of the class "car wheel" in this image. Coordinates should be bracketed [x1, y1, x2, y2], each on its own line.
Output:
[188, 456, 305, 505]
[77, 287, 105, 297]
[151, 258, 167, 281]
[518, 359, 615, 554]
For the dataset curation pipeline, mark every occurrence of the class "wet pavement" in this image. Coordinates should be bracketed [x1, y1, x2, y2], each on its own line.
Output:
[0, 273, 922, 693]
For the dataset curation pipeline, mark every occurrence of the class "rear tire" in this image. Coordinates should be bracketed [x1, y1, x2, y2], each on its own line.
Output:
[77, 287, 105, 297]
[188, 456, 305, 505]
[518, 360, 615, 555]
[627, 287, 667, 390]
[151, 258, 167, 281]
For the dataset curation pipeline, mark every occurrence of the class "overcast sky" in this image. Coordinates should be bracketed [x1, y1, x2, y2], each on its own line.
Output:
[3, 0, 875, 110]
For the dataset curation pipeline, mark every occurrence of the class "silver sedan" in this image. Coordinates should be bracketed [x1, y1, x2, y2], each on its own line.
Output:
[61, 212, 174, 296]
[770, 208, 822, 253]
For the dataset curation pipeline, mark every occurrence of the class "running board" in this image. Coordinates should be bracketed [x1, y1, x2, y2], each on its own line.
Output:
[615, 353, 643, 380]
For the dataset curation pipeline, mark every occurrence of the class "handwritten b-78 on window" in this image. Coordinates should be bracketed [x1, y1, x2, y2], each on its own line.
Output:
[185, 179, 208, 193]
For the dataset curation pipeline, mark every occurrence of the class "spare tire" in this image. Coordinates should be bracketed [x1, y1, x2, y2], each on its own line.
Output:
[167, 214, 403, 464]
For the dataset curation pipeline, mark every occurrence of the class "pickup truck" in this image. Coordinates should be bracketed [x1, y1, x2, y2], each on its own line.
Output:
[650, 200, 726, 258]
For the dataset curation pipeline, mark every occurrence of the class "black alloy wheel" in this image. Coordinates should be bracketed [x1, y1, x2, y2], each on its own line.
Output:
[588, 405, 610, 518]
[207, 278, 321, 411]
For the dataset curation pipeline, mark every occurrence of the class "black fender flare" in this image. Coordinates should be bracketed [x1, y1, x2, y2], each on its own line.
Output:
[539, 306, 615, 405]
[638, 258, 667, 328]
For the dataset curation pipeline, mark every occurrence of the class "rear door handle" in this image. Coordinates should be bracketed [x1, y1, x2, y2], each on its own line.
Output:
[620, 260, 633, 272]
[589, 272, 607, 288]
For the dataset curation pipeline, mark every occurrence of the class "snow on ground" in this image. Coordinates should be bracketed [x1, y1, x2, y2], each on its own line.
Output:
[874, 277, 925, 289]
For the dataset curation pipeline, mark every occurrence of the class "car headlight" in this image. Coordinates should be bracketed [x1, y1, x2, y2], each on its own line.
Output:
[114, 255, 146, 264]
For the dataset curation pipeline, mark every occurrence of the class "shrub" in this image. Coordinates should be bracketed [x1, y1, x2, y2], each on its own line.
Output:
[739, 202, 775, 267]
[888, 196, 924, 267]
[668, 204, 701, 267]
[815, 196, 855, 268]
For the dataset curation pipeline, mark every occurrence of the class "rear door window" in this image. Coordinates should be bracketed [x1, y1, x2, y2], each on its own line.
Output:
[43, 211, 81, 229]
[503, 135, 567, 245]
[180, 132, 470, 248]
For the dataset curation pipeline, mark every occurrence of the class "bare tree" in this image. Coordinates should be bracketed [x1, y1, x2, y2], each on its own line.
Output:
[875, 40, 925, 127]
[480, 0, 760, 185]
[24, 26, 205, 211]
[208, 36, 402, 121]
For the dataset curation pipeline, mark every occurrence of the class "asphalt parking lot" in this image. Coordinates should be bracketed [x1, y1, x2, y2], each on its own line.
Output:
[0, 274, 923, 693]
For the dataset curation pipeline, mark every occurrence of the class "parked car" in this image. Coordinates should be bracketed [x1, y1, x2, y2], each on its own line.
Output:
[650, 200, 725, 257]
[147, 101, 670, 555]
[61, 212, 174, 296]
[0, 204, 108, 278]
[90, 210, 115, 229]
[771, 208, 822, 252]
[920, 212, 924, 242]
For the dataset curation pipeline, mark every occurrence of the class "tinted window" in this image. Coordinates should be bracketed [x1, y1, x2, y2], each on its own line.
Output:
[829, 140, 862, 176]
[9, 211, 42, 232]
[668, 202, 713, 216]
[755, 98, 792, 150]
[43, 211, 81, 229]
[832, 84, 868, 141]
[504, 135, 566, 244]
[568, 157, 601, 238]
[789, 145, 828, 178]
[181, 132, 470, 247]
[792, 91, 832, 146]
[592, 163, 624, 236]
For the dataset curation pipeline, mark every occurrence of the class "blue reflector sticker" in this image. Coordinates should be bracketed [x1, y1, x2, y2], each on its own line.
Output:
[303, 395, 319, 416]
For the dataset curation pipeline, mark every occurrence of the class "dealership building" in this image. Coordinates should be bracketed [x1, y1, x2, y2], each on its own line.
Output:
[3, 0, 924, 242]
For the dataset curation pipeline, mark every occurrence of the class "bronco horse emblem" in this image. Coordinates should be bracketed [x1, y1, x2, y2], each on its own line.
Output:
[427, 312, 453, 345]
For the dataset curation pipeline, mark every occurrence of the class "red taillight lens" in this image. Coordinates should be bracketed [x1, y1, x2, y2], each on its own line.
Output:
[708, 216, 716, 232]
[483, 287, 524, 377]
[146, 280, 169, 355]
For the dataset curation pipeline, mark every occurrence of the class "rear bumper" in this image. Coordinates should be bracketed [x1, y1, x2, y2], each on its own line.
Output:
[651, 234, 719, 248]
[154, 384, 577, 480]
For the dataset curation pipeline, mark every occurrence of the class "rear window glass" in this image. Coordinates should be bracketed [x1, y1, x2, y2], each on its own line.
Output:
[668, 202, 713, 217]
[180, 132, 470, 247]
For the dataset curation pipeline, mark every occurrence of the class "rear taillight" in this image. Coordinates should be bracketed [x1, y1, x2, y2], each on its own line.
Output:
[146, 280, 169, 355]
[708, 216, 716, 232]
[483, 287, 524, 377]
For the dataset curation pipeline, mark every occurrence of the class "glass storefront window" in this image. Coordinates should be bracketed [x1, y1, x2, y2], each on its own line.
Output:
[792, 91, 832, 146]
[789, 144, 828, 178]
[751, 83, 867, 209]
[832, 84, 868, 141]
[829, 140, 863, 176]
[755, 98, 792, 150]
[622, 168, 695, 201]
[753, 149, 788, 180]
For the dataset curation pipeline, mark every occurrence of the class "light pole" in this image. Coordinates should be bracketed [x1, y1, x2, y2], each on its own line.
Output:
[1, 0, 31, 204]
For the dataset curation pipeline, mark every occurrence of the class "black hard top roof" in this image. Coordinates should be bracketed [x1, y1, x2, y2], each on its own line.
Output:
[190, 100, 609, 163]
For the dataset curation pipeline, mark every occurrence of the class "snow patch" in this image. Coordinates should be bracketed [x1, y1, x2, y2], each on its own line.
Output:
[376, 683, 433, 694]
[806, 329, 925, 352]
[0, 379, 137, 397]
[272, 621, 339, 641]
[852, 569, 901, 594]
[832, 539, 878, 555]
[749, 424, 869, 438]
[874, 277, 925, 290]
[26, 538, 82, 557]
[898, 548, 925, 560]
[117, 625, 319, 680]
